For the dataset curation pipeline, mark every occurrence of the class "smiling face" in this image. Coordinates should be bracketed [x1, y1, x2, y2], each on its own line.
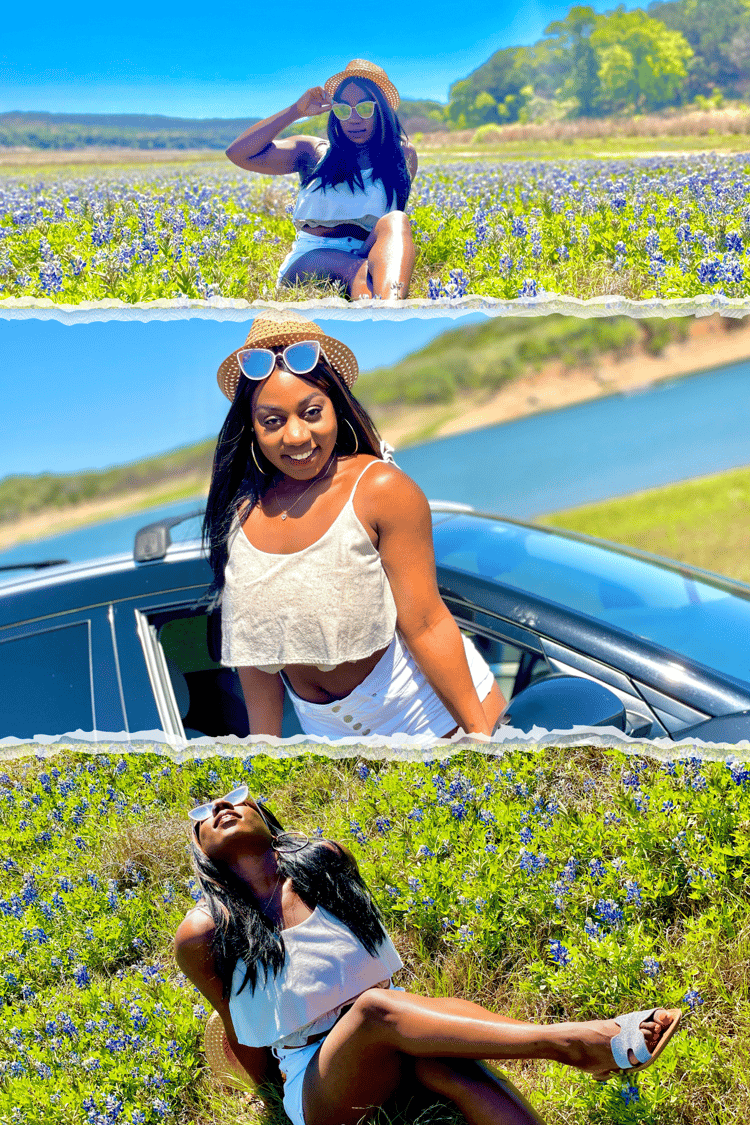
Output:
[252, 368, 338, 480]
[333, 80, 378, 146]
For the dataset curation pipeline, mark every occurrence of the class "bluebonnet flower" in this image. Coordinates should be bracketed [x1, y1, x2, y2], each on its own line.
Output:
[548, 940, 571, 966]
[73, 964, 91, 989]
[519, 278, 540, 297]
[625, 881, 642, 905]
[683, 989, 704, 1010]
[642, 957, 660, 977]
[584, 917, 601, 940]
[595, 899, 624, 928]
[355, 764, 370, 781]
[619, 1083, 640, 1105]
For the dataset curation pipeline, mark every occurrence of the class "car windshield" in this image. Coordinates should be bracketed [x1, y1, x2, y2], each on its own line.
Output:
[433, 514, 750, 688]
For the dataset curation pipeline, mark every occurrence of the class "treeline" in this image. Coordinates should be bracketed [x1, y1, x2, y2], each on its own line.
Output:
[354, 316, 690, 412]
[0, 112, 260, 151]
[0, 441, 216, 526]
[443, 0, 750, 127]
[0, 100, 448, 151]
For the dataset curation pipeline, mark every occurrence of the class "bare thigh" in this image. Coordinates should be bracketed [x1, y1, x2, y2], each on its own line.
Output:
[279, 248, 368, 291]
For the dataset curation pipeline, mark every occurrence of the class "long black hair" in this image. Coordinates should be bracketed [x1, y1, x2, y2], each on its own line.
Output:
[190, 804, 389, 1000]
[202, 353, 384, 603]
[302, 76, 411, 212]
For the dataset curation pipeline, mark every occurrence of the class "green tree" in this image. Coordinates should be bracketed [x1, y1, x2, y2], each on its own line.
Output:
[648, 0, 750, 97]
[447, 47, 532, 125]
[590, 8, 693, 112]
[543, 6, 601, 115]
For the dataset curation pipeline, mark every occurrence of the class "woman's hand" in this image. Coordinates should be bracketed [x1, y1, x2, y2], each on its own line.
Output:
[295, 86, 333, 118]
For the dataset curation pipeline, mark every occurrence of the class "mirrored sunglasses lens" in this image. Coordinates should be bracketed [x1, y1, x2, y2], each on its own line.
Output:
[331, 103, 352, 120]
[285, 341, 320, 374]
[238, 349, 275, 381]
[224, 785, 249, 806]
[356, 101, 375, 119]
[188, 802, 212, 822]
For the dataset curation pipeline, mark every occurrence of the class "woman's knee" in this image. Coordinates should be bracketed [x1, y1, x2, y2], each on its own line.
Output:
[350, 987, 399, 1031]
[373, 211, 412, 240]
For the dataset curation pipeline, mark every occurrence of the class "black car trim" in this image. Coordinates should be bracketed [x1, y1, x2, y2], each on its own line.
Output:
[437, 564, 750, 720]
[0, 581, 210, 633]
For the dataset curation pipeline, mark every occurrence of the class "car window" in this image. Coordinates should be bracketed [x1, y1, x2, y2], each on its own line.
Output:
[148, 611, 302, 739]
[436, 515, 750, 688]
[0, 621, 94, 738]
[460, 629, 550, 701]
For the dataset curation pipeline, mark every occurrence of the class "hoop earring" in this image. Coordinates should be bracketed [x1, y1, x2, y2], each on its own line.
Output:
[272, 831, 310, 854]
[344, 418, 359, 455]
[251, 441, 266, 474]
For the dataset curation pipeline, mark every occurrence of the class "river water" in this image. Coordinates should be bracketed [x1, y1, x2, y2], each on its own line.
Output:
[2, 359, 750, 573]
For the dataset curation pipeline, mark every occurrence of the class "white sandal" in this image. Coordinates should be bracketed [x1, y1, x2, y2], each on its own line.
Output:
[595, 1007, 682, 1081]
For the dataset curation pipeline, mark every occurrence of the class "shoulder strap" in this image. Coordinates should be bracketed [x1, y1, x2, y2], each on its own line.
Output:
[349, 458, 383, 501]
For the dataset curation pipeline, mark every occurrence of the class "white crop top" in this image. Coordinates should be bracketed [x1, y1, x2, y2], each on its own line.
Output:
[228, 904, 403, 1048]
[293, 165, 396, 233]
[221, 460, 398, 673]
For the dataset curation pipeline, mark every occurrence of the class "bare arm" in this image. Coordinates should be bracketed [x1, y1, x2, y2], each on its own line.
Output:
[362, 466, 504, 736]
[174, 910, 280, 1089]
[237, 666, 285, 736]
[226, 87, 330, 176]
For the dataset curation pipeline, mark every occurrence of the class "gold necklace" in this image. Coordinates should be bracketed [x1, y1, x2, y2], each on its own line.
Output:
[276, 456, 334, 521]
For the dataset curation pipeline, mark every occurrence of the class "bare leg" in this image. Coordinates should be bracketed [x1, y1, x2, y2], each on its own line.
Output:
[302, 990, 680, 1125]
[415, 1058, 546, 1125]
[350, 212, 415, 300]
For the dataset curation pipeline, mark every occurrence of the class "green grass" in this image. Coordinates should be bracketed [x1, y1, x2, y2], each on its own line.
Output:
[2, 746, 748, 1125]
[540, 464, 750, 585]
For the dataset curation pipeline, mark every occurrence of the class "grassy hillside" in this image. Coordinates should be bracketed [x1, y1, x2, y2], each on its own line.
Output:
[0, 440, 216, 527]
[356, 316, 690, 412]
[542, 464, 750, 585]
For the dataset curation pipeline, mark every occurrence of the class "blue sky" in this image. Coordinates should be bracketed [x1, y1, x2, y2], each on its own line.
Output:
[2, 1, 636, 118]
[0, 316, 483, 477]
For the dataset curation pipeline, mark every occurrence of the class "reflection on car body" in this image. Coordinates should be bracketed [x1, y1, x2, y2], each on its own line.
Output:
[1, 506, 749, 743]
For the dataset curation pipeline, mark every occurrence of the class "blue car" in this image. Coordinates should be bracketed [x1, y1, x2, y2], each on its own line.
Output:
[1, 505, 749, 743]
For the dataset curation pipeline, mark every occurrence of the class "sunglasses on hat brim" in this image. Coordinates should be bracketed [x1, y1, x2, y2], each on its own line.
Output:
[237, 340, 328, 382]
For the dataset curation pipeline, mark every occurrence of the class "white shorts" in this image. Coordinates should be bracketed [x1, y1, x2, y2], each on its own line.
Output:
[272, 985, 406, 1125]
[277, 232, 368, 285]
[283, 632, 495, 740]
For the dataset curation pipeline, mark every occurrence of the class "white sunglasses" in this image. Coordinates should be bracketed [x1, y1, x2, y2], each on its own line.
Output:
[188, 784, 250, 823]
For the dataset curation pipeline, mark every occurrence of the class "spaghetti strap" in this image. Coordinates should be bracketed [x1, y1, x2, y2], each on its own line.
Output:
[349, 458, 386, 502]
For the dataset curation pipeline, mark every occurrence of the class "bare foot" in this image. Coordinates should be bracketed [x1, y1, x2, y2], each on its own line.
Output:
[563, 1009, 681, 1079]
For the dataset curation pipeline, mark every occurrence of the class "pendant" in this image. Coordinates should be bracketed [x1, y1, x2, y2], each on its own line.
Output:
[281, 513, 287, 520]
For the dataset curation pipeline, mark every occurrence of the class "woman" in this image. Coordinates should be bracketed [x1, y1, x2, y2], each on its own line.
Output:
[204, 311, 506, 741]
[175, 787, 682, 1125]
[225, 60, 417, 299]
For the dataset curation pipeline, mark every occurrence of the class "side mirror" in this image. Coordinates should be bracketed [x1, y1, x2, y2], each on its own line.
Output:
[504, 674, 627, 734]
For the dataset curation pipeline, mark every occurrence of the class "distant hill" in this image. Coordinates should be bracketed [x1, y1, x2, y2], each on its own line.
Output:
[0, 100, 448, 151]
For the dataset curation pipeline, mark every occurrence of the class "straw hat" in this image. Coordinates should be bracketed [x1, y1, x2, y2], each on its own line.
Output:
[217, 310, 359, 401]
[204, 1011, 254, 1089]
[324, 59, 399, 111]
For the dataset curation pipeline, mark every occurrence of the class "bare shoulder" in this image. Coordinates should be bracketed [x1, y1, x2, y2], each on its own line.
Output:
[174, 906, 216, 959]
[356, 459, 429, 524]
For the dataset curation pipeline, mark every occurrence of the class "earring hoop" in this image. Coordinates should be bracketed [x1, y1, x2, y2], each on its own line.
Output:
[344, 419, 359, 455]
[272, 831, 310, 854]
[251, 441, 266, 474]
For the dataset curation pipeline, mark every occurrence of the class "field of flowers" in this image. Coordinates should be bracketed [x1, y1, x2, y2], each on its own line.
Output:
[1, 745, 747, 1125]
[2, 152, 750, 303]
